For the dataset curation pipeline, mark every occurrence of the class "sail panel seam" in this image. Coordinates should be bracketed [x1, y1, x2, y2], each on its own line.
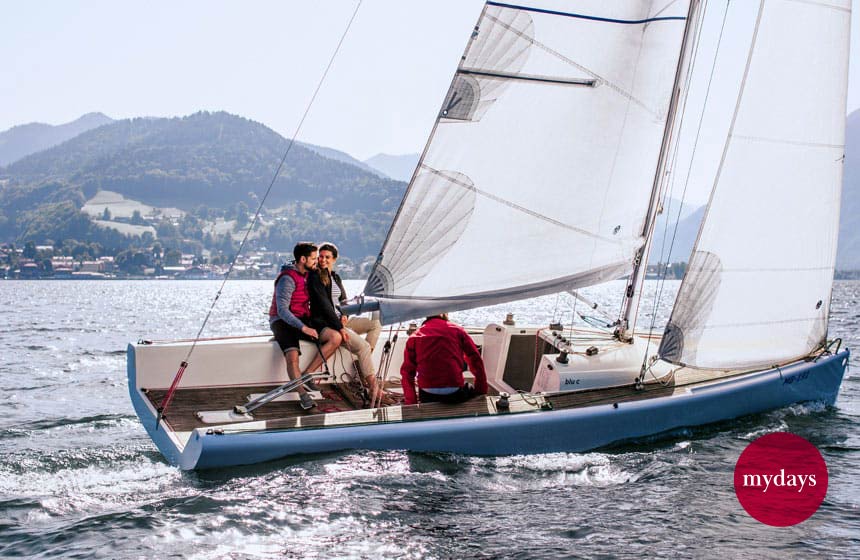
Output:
[732, 133, 844, 149]
[486, 2, 687, 25]
[780, 0, 850, 13]
[695, 316, 824, 328]
[419, 164, 622, 245]
[684, 265, 833, 273]
[482, 12, 658, 118]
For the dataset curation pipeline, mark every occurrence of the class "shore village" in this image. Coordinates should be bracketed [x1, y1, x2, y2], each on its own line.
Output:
[0, 244, 371, 280]
[2, 246, 702, 280]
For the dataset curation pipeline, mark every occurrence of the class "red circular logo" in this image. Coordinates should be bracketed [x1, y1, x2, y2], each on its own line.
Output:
[734, 432, 828, 526]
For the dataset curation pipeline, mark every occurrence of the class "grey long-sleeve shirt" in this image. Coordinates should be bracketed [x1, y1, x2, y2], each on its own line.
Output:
[269, 266, 306, 330]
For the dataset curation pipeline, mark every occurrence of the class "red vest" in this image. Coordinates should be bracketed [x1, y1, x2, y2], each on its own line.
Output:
[269, 267, 310, 320]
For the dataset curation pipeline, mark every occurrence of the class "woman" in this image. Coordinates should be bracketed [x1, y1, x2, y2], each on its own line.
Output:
[309, 242, 394, 406]
[316, 243, 382, 351]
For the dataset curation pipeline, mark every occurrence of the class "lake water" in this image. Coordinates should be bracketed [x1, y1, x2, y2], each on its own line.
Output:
[1, 279, 858, 558]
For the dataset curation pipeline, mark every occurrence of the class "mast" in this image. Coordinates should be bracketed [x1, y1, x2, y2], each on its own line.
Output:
[617, 0, 701, 341]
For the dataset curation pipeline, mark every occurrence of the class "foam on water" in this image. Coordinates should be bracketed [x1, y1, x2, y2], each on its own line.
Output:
[1, 457, 182, 516]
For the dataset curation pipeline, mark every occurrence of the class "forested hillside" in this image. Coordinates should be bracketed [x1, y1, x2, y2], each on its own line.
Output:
[0, 112, 406, 261]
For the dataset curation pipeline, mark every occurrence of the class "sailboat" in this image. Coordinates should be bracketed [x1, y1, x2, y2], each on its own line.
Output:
[128, 0, 851, 470]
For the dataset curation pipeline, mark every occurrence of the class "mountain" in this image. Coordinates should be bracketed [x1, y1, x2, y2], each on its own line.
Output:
[0, 112, 114, 166]
[0, 111, 406, 260]
[648, 198, 704, 265]
[1, 111, 405, 212]
[837, 110, 860, 270]
[298, 141, 385, 178]
[364, 153, 420, 182]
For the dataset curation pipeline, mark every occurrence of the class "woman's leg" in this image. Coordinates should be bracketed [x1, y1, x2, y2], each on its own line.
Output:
[346, 315, 383, 351]
[343, 327, 395, 406]
[342, 327, 374, 378]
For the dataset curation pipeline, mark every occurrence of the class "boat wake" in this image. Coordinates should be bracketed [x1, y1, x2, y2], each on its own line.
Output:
[2, 414, 137, 437]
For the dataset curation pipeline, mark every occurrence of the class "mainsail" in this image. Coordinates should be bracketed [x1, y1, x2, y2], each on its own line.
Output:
[363, 0, 692, 325]
[659, 0, 851, 368]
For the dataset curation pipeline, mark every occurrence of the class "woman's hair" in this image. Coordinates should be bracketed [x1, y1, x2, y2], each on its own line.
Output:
[318, 242, 339, 259]
[319, 267, 331, 287]
[317, 242, 338, 287]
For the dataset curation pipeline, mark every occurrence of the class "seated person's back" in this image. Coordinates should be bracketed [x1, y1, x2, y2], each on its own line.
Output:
[401, 314, 488, 405]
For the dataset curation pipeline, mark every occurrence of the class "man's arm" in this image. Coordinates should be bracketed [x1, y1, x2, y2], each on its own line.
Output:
[400, 338, 419, 405]
[275, 275, 306, 330]
[460, 329, 488, 395]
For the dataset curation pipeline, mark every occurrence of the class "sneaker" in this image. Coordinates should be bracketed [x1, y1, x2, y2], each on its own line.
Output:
[299, 392, 317, 411]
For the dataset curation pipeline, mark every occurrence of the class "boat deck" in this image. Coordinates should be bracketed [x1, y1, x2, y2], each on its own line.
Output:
[145, 364, 749, 438]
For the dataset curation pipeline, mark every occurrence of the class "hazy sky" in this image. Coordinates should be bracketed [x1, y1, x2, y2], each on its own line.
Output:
[2, 0, 858, 164]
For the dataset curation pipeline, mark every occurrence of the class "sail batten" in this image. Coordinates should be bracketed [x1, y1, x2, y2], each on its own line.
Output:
[658, 0, 850, 369]
[458, 68, 597, 86]
[365, 1, 691, 324]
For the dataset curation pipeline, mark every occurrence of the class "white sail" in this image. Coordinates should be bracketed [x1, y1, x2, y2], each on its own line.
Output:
[365, 0, 692, 324]
[659, 0, 850, 368]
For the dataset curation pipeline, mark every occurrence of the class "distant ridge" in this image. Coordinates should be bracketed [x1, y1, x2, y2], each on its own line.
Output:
[0, 112, 114, 167]
[298, 141, 385, 178]
[648, 198, 704, 266]
[364, 153, 420, 182]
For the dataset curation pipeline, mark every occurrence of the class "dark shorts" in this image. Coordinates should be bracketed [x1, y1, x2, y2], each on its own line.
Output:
[418, 383, 477, 404]
[271, 318, 321, 354]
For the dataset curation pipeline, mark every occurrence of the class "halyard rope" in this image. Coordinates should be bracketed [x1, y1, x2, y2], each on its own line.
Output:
[157, 1, 364, 424]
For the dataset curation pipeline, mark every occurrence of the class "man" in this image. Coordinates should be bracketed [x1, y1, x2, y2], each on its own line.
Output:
[308, 242, 395, 406]
[269, 241, 342, 410]
[400, 313, 488, 405]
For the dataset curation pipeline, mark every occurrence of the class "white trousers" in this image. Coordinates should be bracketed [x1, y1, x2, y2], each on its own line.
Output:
[342, 327, 374, 378]
[345, 315, 382, 351]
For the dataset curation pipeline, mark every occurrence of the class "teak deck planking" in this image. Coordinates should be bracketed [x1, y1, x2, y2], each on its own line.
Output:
[144, 364, 752, 437]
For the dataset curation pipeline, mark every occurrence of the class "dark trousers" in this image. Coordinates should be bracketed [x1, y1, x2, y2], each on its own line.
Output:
[418, 383, 477, 404]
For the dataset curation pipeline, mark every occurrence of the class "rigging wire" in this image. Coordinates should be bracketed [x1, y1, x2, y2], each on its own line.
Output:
[568, 292, 579, 339]
[157, 0, 364, 422]
[615, 0, 702, 332]
[640, 0, 730, 372]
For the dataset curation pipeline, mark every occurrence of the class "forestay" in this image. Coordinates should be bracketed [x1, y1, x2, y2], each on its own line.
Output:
[659, 0, 850, 369]
[364, 0, 691, 325]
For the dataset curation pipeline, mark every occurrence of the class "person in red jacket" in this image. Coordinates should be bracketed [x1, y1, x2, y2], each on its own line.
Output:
[400, 313, 488, 405]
